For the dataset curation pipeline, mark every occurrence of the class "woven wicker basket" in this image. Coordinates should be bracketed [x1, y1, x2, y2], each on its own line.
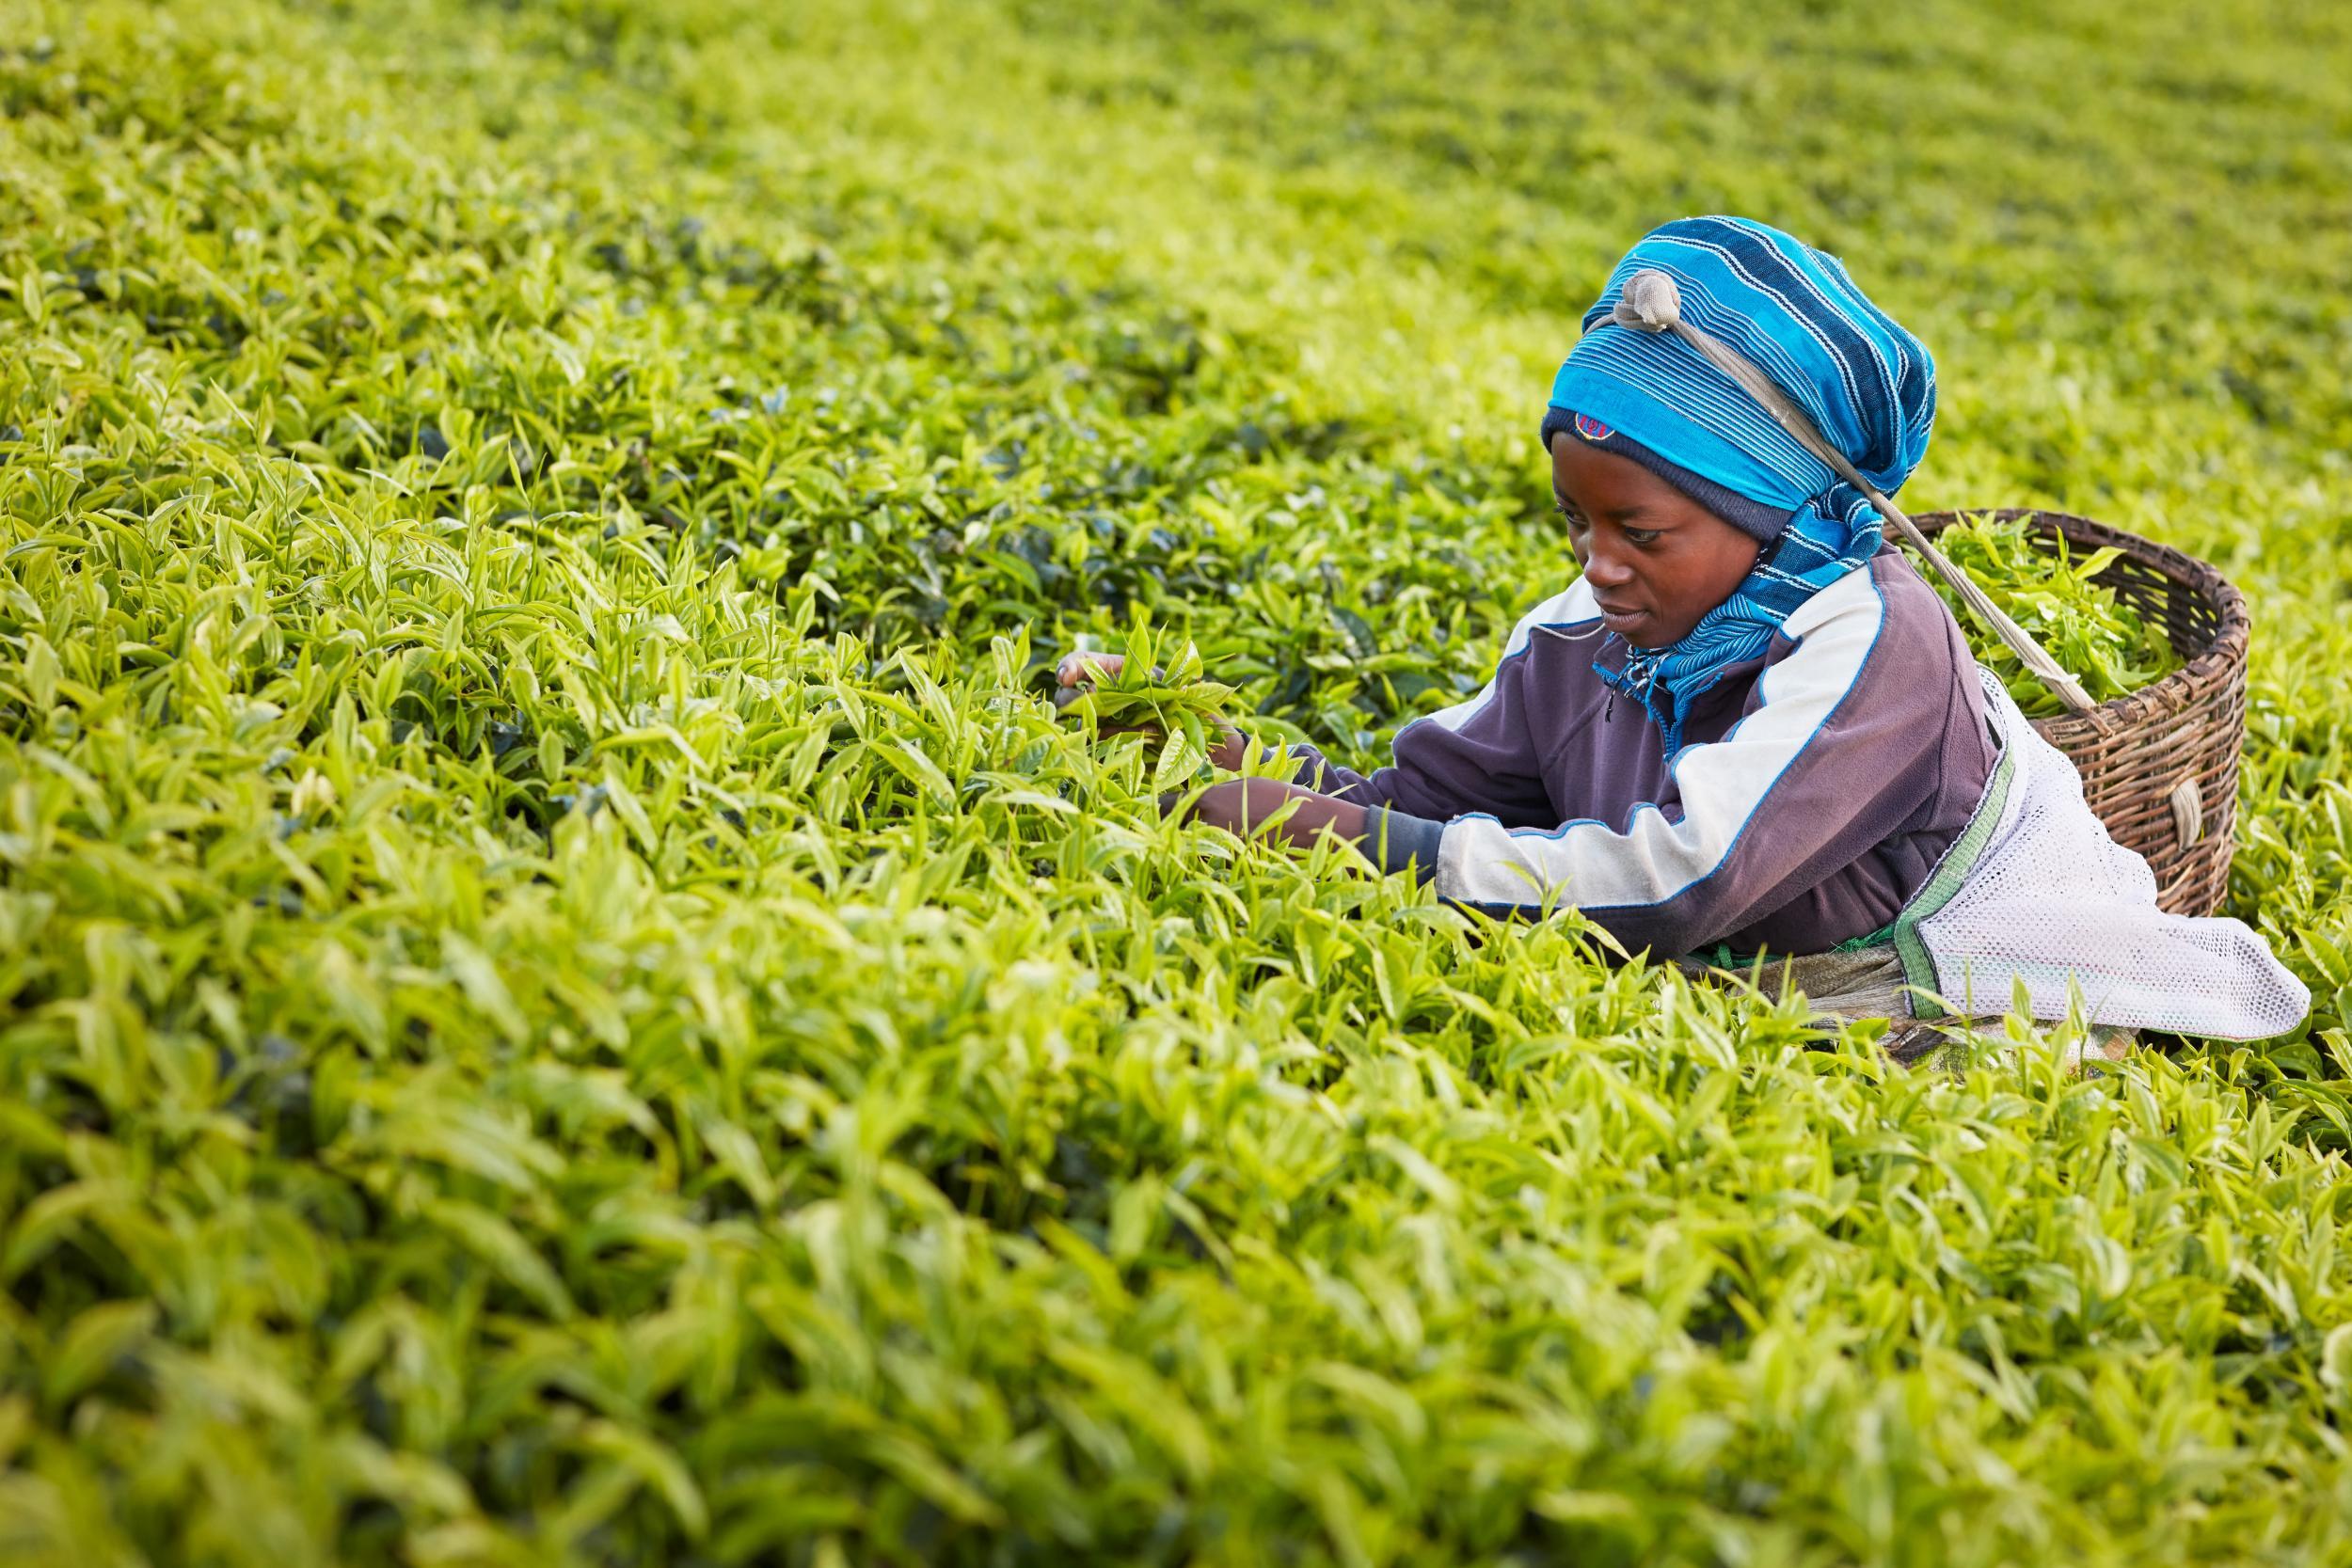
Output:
[1908, 509, 2249, 917]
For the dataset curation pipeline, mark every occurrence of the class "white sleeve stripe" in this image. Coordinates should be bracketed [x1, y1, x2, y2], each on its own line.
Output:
[1433, 565, 1887, 911]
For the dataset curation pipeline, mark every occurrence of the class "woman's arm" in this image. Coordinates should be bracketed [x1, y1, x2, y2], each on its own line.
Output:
[1271, 645, 1556, 829]
[1377, 564, 1963, 956]
[1063, 587, 1584, 877]
[1266, 583, 1599, 852]
[1179, 778, 1368, 847]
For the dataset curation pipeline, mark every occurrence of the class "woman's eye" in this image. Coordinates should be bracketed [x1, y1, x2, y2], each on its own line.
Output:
[1554, 504, 1586, 529]
[1625, 527, 1661, 546]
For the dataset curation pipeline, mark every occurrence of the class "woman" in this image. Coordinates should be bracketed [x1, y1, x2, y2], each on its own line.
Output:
[1064, 217, 2306, 1049]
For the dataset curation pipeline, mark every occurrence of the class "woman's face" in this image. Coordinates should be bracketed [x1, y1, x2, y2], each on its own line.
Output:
[1549, 434, 1766, 648]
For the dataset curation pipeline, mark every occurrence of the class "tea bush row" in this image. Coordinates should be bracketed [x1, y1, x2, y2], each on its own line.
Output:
[3, 0, 2351, 1563]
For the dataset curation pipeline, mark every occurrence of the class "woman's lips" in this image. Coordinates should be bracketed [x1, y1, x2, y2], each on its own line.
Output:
[1597, 601, 1647, 631]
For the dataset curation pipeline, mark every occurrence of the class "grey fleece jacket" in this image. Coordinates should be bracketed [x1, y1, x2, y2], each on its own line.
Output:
[1285, 548, 1996, 958]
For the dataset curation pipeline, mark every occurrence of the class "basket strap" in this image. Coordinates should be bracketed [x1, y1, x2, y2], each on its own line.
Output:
[1610, 270, 2096, 715]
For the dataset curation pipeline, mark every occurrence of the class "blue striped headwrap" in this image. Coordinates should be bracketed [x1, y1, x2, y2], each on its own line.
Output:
[1546, 216, 1936, 756]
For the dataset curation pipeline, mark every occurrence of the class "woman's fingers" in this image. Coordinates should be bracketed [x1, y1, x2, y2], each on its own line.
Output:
[1054, 652, 1117, 714]
[1057, 652, 1124, 687]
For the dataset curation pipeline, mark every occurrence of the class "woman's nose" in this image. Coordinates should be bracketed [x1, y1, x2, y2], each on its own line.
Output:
[1583, 545, 1635, 588]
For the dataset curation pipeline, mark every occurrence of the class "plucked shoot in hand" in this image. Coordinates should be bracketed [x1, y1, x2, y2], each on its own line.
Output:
[1050, 617, 1255, 799]
[1053, 619, 1238, 761]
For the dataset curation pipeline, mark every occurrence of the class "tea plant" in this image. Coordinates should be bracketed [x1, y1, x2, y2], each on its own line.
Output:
[3, 0, 2351, 1564]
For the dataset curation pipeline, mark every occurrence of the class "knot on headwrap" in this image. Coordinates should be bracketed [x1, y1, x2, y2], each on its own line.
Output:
[1609, 268, 1684, 333]
[1542, 216, 1937, 756]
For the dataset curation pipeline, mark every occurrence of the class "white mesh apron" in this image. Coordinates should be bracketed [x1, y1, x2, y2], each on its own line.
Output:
[1884, 669, 2308, 1038]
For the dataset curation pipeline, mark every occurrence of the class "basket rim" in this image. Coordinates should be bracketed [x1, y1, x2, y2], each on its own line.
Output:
[1907, 507, 2249, 744]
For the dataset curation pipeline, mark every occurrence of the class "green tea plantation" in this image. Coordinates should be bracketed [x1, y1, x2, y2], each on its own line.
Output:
[6, 0, 2352, 1562]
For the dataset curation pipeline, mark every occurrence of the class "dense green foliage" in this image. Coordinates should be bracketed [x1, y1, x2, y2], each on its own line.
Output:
[1917, 516, 2182, 719]
[4, 0, 2352, 1563]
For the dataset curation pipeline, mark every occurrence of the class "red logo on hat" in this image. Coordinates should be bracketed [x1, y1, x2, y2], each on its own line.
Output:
[1572, 413, 1615, 443]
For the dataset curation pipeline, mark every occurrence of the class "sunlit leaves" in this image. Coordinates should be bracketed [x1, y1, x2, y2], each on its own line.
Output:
[2, 0, 2351, 1563]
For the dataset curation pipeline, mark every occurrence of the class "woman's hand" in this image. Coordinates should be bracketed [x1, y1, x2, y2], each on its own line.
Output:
[1177, 778, 1368, 847]
[1057, 658, 1351, 845]
[1056, 652, 1248, 768]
